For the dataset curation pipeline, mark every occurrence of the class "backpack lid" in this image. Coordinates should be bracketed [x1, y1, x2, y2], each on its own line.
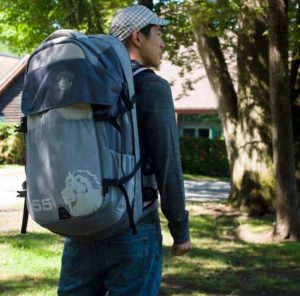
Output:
[22, 34, 128, 115]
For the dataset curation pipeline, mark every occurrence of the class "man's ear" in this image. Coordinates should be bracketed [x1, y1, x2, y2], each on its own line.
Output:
[131, 31, 143, 47]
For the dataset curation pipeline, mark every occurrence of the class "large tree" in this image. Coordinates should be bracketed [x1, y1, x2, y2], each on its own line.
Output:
[181, 0, 274, 214]
[268, 0, 300, 240]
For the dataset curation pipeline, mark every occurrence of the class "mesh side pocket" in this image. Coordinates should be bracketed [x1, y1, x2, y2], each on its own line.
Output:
[26, 104, 103, 224]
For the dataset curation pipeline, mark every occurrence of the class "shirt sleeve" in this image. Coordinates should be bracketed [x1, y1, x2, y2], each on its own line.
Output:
[136, 74, 190, 244]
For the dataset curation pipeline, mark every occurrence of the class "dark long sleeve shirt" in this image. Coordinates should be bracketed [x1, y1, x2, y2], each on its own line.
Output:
[132, 61, 190, 244]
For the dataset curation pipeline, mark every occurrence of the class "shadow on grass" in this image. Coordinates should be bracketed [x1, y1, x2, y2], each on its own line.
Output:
[0, 276, 58, 295]
[161, 245, 300, 295]
[160, 209, 300, 296]
[1, 213, 300, 296]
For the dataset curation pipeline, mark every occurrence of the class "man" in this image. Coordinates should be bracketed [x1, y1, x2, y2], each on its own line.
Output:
[58, 5, 191, 296]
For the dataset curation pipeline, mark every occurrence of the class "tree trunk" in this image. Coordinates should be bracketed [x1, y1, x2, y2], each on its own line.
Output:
[189, 0, 275, 215]
[268, 0, 300, 240]
[190, 26, 238, 172]
[290, 5, 300, 189]
[232, 0, 274, 214]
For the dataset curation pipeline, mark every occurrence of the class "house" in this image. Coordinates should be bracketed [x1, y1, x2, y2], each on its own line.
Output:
[0, 53, 28, 123]
[157, 60, 221, 139]
[0, 53, 221, 138]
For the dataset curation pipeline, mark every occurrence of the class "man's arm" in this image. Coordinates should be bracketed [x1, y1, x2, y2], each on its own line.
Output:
[137, 74, 191, 250]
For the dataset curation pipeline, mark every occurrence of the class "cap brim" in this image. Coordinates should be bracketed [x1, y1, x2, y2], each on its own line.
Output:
[150, 18, 170, 26]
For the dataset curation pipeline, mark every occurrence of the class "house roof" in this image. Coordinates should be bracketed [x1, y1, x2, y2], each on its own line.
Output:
[156, 60, 218, 111]
[0, 53, 20, 81]
[0, 54, 29, 95]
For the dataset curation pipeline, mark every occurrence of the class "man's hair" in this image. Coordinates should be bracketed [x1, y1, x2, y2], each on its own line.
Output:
[122, 24, 155, 49]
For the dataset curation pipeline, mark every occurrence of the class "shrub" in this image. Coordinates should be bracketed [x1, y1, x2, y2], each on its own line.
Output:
[179, 137, 230, 177]
[0, 123, 25, 164]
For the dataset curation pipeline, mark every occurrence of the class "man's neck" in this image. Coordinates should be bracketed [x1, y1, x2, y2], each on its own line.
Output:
[128, 49, 146, 66]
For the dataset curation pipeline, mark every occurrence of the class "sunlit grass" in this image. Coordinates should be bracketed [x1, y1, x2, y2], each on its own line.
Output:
[0, 232, 62, 295]
[183, 173, 230, 182]
[237, 215, 274, 232]
[0, 164, 23, 169]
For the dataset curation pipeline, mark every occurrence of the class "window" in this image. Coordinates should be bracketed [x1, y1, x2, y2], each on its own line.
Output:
[198, 129, 209, 138]
[183, 128, 196, 137]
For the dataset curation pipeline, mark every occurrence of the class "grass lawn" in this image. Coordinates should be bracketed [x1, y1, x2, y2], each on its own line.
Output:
[0, 164, 23, 169]
[1, 201, 300, 296]
[183, 173, 230, 182]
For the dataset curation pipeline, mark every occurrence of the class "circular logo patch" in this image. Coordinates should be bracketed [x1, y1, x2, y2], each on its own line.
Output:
[55, 70, 75, 94]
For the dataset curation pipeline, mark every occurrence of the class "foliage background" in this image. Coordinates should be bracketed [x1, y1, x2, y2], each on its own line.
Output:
[180, 137, 229, 177]
[0, 124, 24, 165]
[0, 0, 133, 55]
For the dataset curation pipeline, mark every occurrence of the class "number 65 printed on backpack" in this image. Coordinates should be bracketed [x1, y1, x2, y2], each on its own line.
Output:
[32, 198, 54, 212]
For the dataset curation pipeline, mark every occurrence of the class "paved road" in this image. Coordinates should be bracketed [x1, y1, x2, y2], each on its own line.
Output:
[184, 180, 230, 202]
[0, 166, 25, 207]
[0, 167, 230, 207]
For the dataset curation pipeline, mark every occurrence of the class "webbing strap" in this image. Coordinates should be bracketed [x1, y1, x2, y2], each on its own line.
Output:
[118, 182, 137, 234]
[102, 159, 141, 194]
[102, 179, 137, 235]
[120, 85, 134, 111]
[102, 159, 141, 235]
[16, 117, 27, 133]
[93, 113, 122, 133]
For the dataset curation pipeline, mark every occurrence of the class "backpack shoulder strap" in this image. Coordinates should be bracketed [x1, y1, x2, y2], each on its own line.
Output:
[133, 67, 148, 77]
[132, 67, 154, 94]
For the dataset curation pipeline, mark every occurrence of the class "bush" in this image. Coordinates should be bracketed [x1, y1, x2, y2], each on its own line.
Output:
[180, 137, 230, 177]
[0, 123, 25, 164]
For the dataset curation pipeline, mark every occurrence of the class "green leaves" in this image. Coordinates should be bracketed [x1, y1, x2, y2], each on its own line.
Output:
[0, 0, 133, 55]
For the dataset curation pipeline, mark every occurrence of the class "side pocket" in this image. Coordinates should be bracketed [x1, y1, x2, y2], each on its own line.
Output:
[26, 106, 103, 224]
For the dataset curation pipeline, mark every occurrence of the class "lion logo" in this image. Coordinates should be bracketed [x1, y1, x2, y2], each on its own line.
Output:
[61, 170, 102, 217]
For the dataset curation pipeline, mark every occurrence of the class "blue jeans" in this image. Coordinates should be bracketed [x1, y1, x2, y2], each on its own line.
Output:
[57, 216, 162, 296]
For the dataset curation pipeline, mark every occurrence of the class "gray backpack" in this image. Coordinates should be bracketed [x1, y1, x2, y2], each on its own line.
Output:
[20, 29, 144, 239]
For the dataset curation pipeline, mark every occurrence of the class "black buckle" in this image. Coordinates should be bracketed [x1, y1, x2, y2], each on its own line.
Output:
[15, 117, 27, 133]
[17, 181, 27, 198]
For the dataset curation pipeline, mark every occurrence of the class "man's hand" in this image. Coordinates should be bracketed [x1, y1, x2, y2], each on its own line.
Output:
[172, 240, 192, 256]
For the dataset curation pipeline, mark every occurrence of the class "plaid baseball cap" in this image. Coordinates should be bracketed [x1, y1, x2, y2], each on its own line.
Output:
[109, 5, 170, 41]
